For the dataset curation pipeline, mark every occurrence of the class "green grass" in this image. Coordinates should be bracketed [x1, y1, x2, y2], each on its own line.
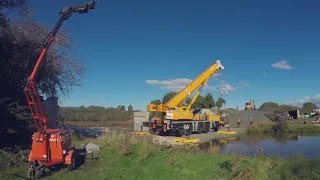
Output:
[247, 121, 320, 134]
[2, 132, 320, 180]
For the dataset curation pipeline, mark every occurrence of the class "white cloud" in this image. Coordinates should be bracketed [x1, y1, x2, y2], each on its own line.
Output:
[146, 73, 222, 91]
[146, 77, 248, 93]
[211, 80, 248, 92]
[214, 81, 236, 91]
[145, 78, 193, 91]
[271, 60, 293, 70]
[239, 81, 249, 87]
[287, 94, 320, 107]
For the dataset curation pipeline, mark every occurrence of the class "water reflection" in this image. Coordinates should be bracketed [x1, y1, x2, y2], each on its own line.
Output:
[199, 134, 320, 158]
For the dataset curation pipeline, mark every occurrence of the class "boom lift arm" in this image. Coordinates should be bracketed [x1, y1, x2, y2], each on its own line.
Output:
[147, 60, 224, 120]
[25, 3, 96, 179]
[24, 2, 96, 134]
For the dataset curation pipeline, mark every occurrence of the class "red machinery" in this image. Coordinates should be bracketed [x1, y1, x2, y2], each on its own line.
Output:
[24, 2, 96, 179]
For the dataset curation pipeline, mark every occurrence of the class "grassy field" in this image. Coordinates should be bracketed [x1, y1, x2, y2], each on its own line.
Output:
[247, 121, 320, 134]
[2, 132, 320, 180]
[63, 120, 134, 128]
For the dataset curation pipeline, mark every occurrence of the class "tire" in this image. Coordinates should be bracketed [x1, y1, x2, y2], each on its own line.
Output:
[203, 123, 210, 133]
[185, 124, 192, 136]
[197, 123, 204, 134]
[213, 126, 219, 132]
[175, 126, 185, 137]
[67, 153, 76, 171]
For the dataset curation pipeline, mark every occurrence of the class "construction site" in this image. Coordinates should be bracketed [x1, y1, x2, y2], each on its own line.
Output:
[2, 1, 320, 180]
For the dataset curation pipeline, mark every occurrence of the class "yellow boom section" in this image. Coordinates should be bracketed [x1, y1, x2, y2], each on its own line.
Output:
[147, 60, 224, 115]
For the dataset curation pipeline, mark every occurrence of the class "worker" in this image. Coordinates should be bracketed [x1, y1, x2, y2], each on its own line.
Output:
[225, 122, 230, 131]
[249, 117, 253, 126]
[237, 118, 241, 128]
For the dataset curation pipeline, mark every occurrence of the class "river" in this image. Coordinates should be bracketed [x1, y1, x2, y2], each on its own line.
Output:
[67, 127, 320, 158]
[199, 134, 320, 158]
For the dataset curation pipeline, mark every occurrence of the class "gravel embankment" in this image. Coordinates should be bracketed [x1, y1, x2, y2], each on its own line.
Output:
[222, 110, 272, 127]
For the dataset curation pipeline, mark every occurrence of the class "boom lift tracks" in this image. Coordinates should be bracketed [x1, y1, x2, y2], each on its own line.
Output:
[144, 60, 224, 136]
[24, 2, 96, 179]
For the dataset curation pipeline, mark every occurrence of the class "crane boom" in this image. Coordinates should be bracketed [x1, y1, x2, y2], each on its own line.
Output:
[147, 60, 224, 115]
[24, 2, 96, 134]
[166, 60, 224, 108]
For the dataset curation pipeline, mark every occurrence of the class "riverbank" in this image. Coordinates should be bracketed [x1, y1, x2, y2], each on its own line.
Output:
[2, 132, 320, 180]
[247, 121, 320, 134]
[63, 120, 134, 128]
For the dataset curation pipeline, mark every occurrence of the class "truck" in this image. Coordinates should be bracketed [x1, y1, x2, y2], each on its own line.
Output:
[142, 60, 224, 136]
[24, 2, 96, 179]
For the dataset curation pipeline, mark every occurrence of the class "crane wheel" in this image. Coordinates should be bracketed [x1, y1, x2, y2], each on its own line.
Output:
[175, 126, 185, 137]
[28, 163, 45, 180]
[185, 123, 192, 136]
[203, 123, 210, 133]
[67, 152, 76, 171]
[197, 123, 204, 134]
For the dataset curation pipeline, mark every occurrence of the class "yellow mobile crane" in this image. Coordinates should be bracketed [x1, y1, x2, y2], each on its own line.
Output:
[143, 60, 224, 136]
[245, 99, 256, 110]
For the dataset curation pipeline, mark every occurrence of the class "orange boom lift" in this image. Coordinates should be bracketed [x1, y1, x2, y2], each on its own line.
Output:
[24, 2, 96, 179]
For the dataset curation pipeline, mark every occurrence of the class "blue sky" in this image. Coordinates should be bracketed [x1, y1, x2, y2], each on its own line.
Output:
[22, 0, 320, 110]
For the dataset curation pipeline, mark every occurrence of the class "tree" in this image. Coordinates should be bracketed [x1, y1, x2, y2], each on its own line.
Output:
[192, 96, 206, 108]
[128, 104, 133, 112]
[117, 105, 125, 111]
[162, 92, 178, 104]
[204, 93, 215, 108]
[159, 92, 216, 109]
[151, 99, 161, 105]
[301, 102, 318, 114]
[258, 102, 279, 112]
[0, 2, 85, 147]
[185, 97, 192, 105]
[215, 97, 226, 109]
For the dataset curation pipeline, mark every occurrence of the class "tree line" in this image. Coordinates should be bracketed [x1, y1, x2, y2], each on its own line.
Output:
[151, 91, 226, 109]
[258, 101, 318, 120]
[60, 92, 227, 123]
[60, 105, 138, 123]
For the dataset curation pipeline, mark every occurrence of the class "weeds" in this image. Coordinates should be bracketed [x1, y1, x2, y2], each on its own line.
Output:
[116, 133, 133, 156]
[247, 122, 320, 134]
[138, 137, 153, 161]
[0, 146, 29, 172]
[253, 147, 264, 158]
[168, 153, 177, 166]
